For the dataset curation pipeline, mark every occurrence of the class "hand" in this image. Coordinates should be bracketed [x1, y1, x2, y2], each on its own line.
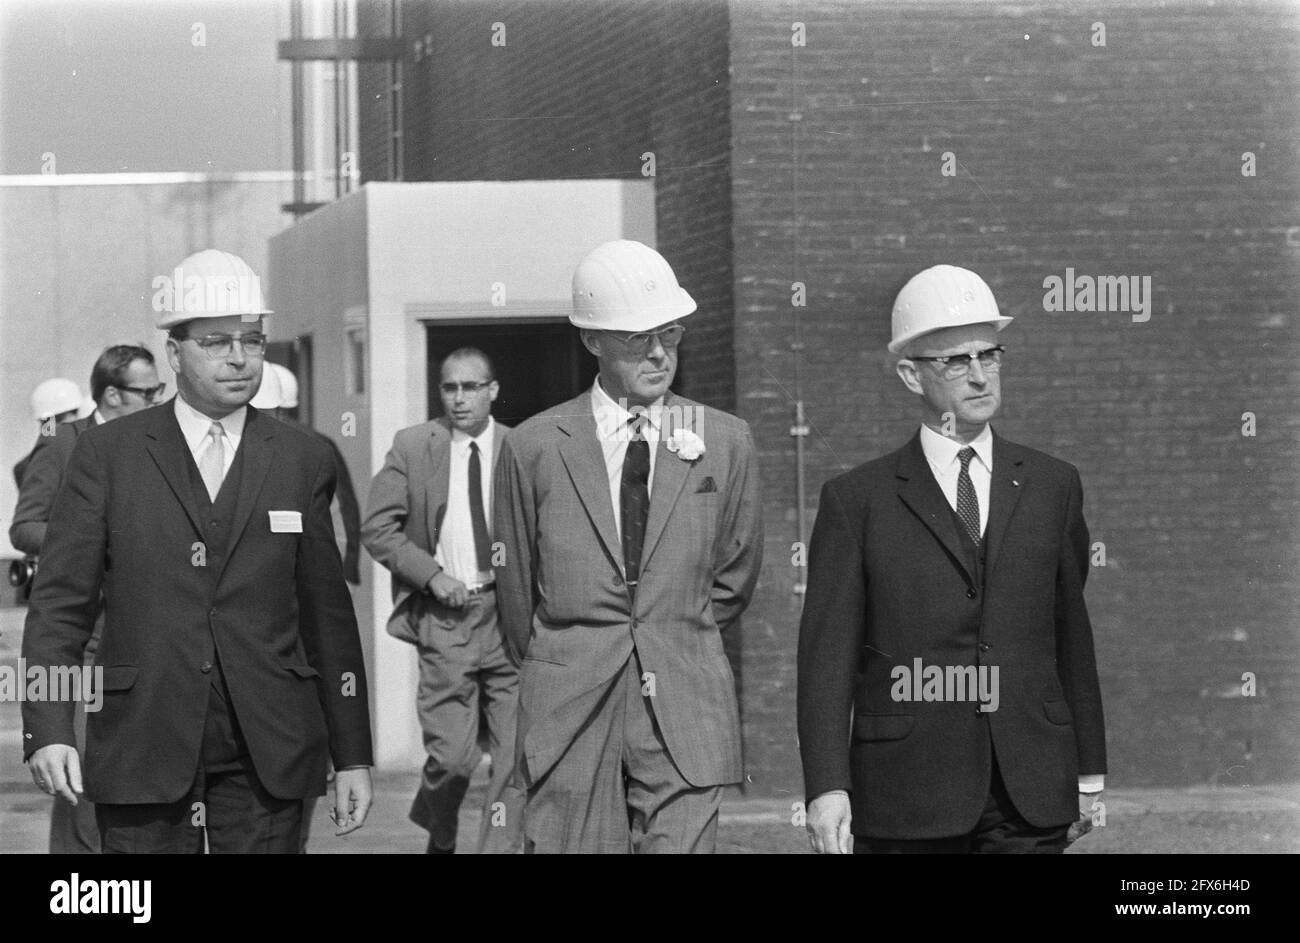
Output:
[1068, 790, 1103, 845]
[427, 572, 468, 608]
[330, 767, 372, 836]
[807, 791, 853, 854]
[29, 744, 83, 805]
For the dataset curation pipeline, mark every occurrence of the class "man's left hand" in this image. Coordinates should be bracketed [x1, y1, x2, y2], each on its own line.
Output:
[330, 766, 373, 836]
[1068, 790, 1103, 845]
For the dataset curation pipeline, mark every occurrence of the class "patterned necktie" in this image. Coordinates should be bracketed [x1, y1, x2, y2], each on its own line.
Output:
[199, 421, 226, 502]
[956, 446, 981, 547]
[468, 441, 492, 573]
[620, 417, 650, 591]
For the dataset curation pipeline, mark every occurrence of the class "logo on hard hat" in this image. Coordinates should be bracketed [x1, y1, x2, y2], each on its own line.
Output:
[152, 270, 263, 320]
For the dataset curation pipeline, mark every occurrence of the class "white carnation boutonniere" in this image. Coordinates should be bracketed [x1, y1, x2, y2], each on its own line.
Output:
[665, 429, 706, 462]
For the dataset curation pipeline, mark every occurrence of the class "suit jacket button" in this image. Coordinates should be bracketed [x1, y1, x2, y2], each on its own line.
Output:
[979, 642, 990, 652]
[200, 662, 213, 674]
[966, 587, 977, 599]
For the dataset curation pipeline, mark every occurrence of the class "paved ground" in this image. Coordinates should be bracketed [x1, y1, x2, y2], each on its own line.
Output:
[3, 606, 1297, 854]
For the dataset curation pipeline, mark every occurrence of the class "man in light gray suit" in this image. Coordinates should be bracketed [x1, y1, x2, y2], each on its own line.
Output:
[362, 348, 523, 854]
[494, 240, 763, 854]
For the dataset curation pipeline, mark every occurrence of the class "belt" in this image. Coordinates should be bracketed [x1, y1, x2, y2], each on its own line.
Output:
[465, 581, 495, 595]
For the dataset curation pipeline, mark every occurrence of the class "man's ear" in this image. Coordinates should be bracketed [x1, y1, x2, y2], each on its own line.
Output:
[896, 358, 924, 396]
[579, 330, 602, 358]
[165, 337, 182, 375]
[488, 380, 499, 404]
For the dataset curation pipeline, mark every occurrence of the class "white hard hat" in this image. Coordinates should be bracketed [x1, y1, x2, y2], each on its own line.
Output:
[154, 249, 272, 329]
[270, 363, 299, 408]
[30, 377, 82, 421]
[570, 240, 696, 333]
[889, 265, 1012, 354]
[249, 363, 282, 409]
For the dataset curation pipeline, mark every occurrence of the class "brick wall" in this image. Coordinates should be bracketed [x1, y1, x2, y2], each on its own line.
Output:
[730, 0, 1300, 793]
[358, 0, 736, 411]
[355, 0, 1300, 796]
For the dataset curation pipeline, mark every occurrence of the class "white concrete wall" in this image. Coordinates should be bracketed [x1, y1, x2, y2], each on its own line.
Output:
[0, 176, 288, 558]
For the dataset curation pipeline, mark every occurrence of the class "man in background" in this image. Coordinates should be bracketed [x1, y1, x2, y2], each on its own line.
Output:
[363, 347, 523, 854]
[11, 344, 163, 853]
[12, 378, 82, 490]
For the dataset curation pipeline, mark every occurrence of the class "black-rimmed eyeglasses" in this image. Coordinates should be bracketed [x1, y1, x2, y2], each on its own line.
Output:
[909, 345, 1005, 380]
[116, 383, 167, 402]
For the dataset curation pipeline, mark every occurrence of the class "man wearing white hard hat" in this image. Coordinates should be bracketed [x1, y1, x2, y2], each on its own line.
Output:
[494, 240, 764, 853]
[21, 249, 374, 853]
[12, 378, 82, 490]
[798, 265, 1107, 854]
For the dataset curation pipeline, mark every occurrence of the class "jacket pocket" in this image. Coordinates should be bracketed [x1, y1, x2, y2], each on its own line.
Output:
[284, 664, 322, 679]
[99, 665, 138, 692]
[852, 713, 914, 742]
[1043, 699, 1073, 725]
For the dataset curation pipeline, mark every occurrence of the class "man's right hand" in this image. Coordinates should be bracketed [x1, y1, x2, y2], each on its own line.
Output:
[426, 572, 468, 608]
[29, 744, 83, 805]
[807, 791, 853, 854]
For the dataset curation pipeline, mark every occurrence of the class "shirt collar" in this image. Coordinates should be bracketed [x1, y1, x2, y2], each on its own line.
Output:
[91, 409, 107, 426]
[450, 415, 495, 448]
[919, 422, 993, 474]
[591, 376, 663, 440]
[174, 392, 247, 452]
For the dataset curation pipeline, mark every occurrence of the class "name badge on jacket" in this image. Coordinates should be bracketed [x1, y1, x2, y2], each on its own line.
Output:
[269, 510, 303, 533]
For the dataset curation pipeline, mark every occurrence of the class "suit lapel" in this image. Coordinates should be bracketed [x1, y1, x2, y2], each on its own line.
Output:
[217, 407, 276, 582]
[143, 405, 206, 541]
[425, 419, 451, 544]
[556, 398, 622, 568]
[895, 432, 976, 586]
[982, 431, 1026, 579]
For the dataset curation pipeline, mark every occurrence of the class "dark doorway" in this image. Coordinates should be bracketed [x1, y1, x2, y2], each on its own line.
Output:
[425, 320, 597, 425]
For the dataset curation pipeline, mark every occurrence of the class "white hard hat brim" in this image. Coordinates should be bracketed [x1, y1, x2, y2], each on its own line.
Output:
[889, 314, 1013, 355]
[157, 311, 272, 330]
[568, 287, 696, 333]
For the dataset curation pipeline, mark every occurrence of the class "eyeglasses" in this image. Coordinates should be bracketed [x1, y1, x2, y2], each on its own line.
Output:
[600, 323, 686, 356]
[116, 383, 167, 402]
[439, 380, 494, 395]
[909, 345, 1005, 380]
[182, 332, 268, 359]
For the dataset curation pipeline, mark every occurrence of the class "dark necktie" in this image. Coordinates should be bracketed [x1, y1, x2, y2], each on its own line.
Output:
[956, 447, 981, 547]
[468, 441, 492, 573]
[620, 418, 650, 591]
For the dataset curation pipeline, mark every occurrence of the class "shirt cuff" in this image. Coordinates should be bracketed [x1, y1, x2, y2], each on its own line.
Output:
[812, 789, 849, 802]
[1078, 775, 1105, 793]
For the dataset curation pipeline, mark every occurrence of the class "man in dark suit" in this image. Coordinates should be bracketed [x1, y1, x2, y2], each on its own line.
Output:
[363, 347, 523, 854]
[798, 264, 1106, 854]
[21, 249, 373, 853]
[12, 377, 82, 490]
[10, 344, 163, 854]
[11, 346, 163, 557]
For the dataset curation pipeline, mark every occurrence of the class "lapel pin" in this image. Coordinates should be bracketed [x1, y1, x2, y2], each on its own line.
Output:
[1012, 480, 1020, 487]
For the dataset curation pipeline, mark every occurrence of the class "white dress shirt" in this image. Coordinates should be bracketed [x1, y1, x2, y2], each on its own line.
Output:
[174, 393, 245, 481]
[435, 416, 496, 588]
[591, 377, 663, 539]
[920, 422, 992, 537]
